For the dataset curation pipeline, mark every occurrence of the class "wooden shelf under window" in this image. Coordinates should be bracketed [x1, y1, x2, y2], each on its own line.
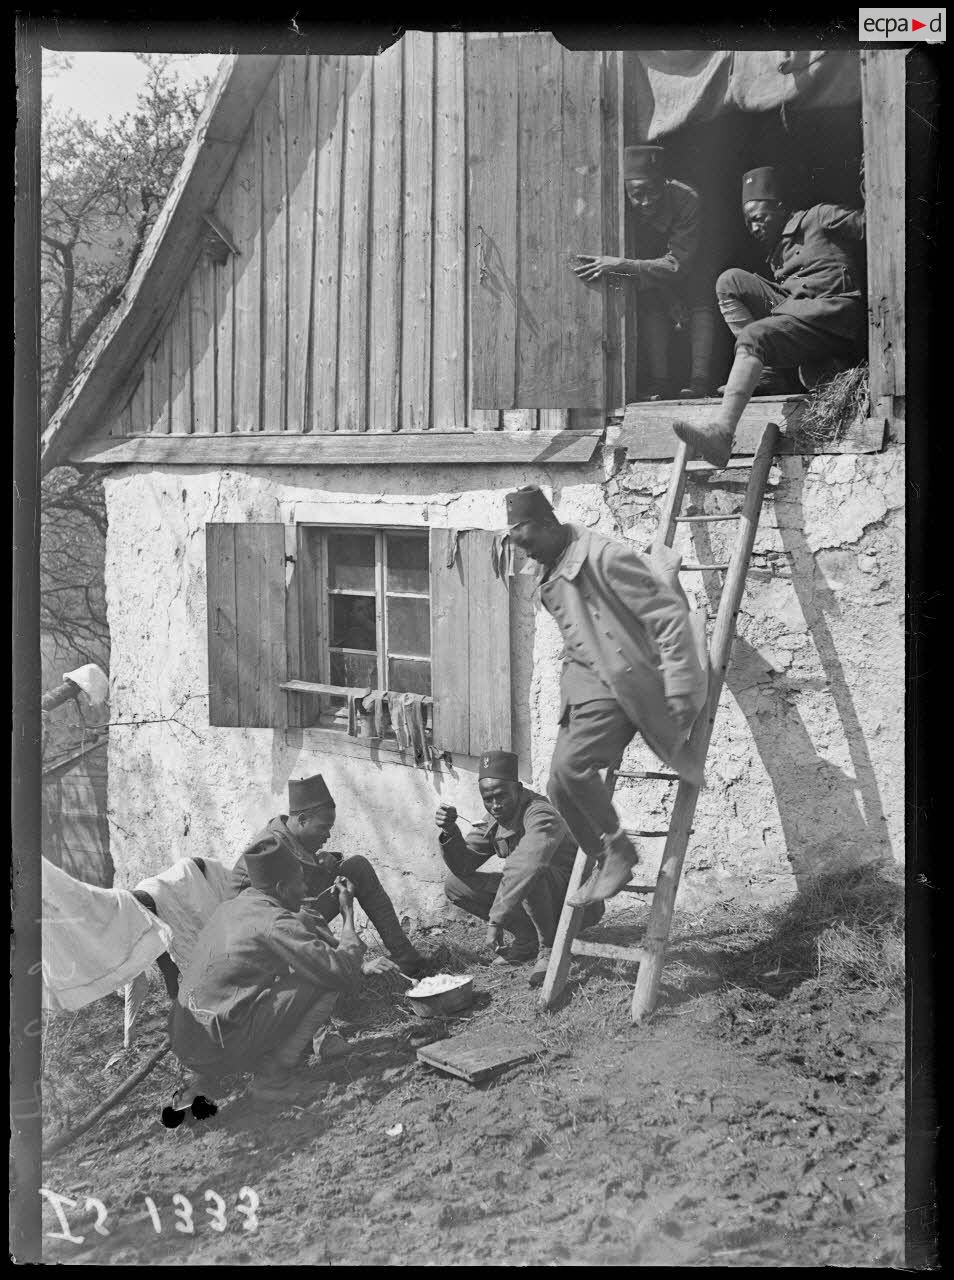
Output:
[280, 680, 433, 706]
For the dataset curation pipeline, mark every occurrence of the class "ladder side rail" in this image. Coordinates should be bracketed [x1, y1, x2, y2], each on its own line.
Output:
[631, 423, 780, 1022]
[652, 439, 691, 553]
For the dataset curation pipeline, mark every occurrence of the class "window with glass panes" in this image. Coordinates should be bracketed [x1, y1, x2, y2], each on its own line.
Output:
[299, 527, 431, 728]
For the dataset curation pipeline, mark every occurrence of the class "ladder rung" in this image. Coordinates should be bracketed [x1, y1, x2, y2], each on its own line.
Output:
[681, 562, 730, 571]
[571, 939, 646, 964]
[618, 883, 656, 895]
[613, 770, 680, 782]
[674, 513, 742, 522]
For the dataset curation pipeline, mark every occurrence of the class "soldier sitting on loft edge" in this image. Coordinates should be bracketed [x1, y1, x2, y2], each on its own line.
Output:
[231, 773, 429, 978]
[673, 164, 866, 468]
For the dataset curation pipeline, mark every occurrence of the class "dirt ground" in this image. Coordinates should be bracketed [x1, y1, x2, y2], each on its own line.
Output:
[40, 870, 904, 1267]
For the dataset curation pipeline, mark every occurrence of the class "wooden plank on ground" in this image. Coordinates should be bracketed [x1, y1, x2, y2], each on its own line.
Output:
[190, 257, 216, 432]
[368, 41, 404, 433]
[608, 399, 885, 459]
[311, 56, 345, 431]
[337, 55, 372, 432]
[431, 32, 466, 431]
[401, 32, 435, 431]
[73, 429, 605, 468]
[212, 165, 234, 433]
[467, 32, 518, 409]
[261, 69, 288, 433]
[285, 55, 318, 434]
[232, 111, 263, 431]
[417, 1028, 544, 1082]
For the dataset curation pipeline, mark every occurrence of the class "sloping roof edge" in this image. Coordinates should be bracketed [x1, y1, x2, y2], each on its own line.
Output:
[41, 53, 281, 475]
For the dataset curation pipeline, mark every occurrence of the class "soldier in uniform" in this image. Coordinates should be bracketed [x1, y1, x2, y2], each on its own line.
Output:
[673, 165, 866, 467]
[170, 837, 399, 1105]
[435, 750, 602, 987]
[504, 486, 709, 908]
[231, 774, 428, 978]
[571, 144, 717, 400]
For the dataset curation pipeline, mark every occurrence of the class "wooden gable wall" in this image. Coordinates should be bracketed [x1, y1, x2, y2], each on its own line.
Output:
[109, 34, 613, 440]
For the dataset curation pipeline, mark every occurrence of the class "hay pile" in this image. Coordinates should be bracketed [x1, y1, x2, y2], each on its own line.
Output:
[795, 363, 869, 447]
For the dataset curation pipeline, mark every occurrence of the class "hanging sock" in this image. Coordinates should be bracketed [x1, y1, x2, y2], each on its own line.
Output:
[672, 350, 765, 468]
[362, 690, 389, 739]
[390, 694, 410, 751]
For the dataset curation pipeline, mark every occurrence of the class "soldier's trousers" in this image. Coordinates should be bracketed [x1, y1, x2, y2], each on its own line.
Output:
[444, 864, 571, 948]
[547, 699, 638, 858]
[307, 854, 411, 955]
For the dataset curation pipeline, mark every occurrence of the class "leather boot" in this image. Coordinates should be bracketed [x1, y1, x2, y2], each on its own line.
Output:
[567, 831, 640, 907]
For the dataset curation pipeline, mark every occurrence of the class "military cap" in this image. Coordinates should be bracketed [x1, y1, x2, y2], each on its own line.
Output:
[244, 834, 301, 890]
[478, 750, 520, 782]
[742, 166, 785, 204]
[505, 485, 555, 527]
[623, 145, 666, 180]
[288, 773, 335, 814]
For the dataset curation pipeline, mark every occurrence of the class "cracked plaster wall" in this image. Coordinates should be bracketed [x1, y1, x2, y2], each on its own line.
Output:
[103, 447, 903, 922]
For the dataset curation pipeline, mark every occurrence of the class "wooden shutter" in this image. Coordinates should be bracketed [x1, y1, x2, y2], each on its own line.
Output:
[206, 523, 287, 728]
[467, 34, 623, 410]
[430, 529, 512, 756]
[860, 50, 905, 417]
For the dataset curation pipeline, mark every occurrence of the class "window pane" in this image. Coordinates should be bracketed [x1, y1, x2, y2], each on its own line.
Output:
[330, 595, 377, 651]
[330, 651, 378, 689]
[386, 533, 429, 594]
[327, 532, 375, 592]
[387, 597, 430, 657]
[388, 658, 431, 696]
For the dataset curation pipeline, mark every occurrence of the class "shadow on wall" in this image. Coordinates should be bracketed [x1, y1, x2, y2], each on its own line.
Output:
[688, 462, 893, 892]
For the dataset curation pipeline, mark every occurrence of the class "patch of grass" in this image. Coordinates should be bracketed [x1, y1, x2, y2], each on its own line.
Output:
[794, 364, 869, 447]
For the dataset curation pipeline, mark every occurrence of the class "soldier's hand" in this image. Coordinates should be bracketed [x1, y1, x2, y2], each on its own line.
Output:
[435, 804, 459, 833]
[666, 693, 698, 738]
[571, 254, 619, 283]
[361, 954, 400, 977]
[334, 876, 356, 913]
[484, 923, 505, 951]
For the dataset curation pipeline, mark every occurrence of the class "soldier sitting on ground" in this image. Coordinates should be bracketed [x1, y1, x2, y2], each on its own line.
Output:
[231, 773, 428, 979]
[170, 837, 399, 1106]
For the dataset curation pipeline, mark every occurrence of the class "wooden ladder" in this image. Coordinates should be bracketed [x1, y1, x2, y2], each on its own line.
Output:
[539, 423, 780, 1023]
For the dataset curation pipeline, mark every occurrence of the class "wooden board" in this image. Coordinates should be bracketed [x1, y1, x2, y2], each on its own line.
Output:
[431, 32, 466, 432]
[860, 50, 905, 406]
[261, 70, 288, 434]
[285, 55, 317, 435]
[401, 32, 435, 431]
[337, 56, 372, 433]
[368, 41, 404, 433]
[311, 56, 345, 432]
[608, 401, 886, 460]
[73, 428, 604, 468]
[416, 1028, 544, 1083]
[232, 110, 263, 431]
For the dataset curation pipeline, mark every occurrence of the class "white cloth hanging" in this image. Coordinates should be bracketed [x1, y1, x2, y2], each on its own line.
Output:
[41, 857, 173, 1014]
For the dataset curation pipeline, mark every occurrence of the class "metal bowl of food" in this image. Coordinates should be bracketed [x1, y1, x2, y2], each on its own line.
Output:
[404, 973, 474, 1020]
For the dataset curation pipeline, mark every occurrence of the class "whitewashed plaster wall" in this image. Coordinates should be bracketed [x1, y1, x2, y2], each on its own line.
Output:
[102, 447, 903, 925]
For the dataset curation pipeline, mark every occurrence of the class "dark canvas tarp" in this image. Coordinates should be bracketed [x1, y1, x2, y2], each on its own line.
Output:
[631, 51, 861, 141]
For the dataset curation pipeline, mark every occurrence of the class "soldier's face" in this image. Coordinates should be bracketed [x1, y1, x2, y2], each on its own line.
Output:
[292, 806, 336, 852]
[479, 778, 522, 826]
[508, 518, 563, 564]
[278, 862, 307, 911]
[744, 200, 787, 249]
[625, 178, 663, 215]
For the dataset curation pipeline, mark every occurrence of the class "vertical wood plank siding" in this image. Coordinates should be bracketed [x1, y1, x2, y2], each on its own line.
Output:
[860, 50, 905, 409]
[126, 39, 604, 435]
